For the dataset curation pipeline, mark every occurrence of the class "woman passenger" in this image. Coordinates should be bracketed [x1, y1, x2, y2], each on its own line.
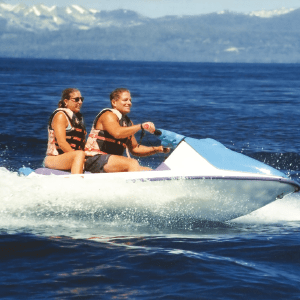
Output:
[44, 88, 86, 174]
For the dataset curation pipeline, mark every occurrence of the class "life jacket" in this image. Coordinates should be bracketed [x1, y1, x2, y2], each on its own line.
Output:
[85, 108, 132, 156]
[46, 108, 86, 156]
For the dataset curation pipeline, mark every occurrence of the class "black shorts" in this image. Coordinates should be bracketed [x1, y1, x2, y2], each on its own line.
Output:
[85, 154, 111, 173]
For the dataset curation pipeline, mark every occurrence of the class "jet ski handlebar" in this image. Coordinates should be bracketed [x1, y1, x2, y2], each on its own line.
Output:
[154, 129, 162, 136]
[153, 129, 186, 148]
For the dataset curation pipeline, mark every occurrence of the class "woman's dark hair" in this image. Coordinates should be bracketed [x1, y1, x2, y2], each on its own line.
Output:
[58, 88, 79, 108]
[110, 88, 130, 105]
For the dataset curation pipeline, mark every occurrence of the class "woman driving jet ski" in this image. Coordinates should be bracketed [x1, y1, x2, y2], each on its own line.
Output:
[85, 88, 170, 173]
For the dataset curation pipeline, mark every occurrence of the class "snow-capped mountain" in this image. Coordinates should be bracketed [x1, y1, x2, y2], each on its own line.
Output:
[1, 2, 300, 63]
[0, 2, 149, 31]
[248, 7, 295, 18]
[217, 7, 296, 18]
[0, 2, 297, 32]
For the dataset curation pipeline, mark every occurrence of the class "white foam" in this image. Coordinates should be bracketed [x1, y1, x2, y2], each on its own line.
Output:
[233, 193, 300, 223]
[0, 168, 181, 223]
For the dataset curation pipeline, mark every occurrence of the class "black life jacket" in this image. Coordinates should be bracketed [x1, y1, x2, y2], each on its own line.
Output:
[47, 108, 86, 156]
[85, 108, 131, 156]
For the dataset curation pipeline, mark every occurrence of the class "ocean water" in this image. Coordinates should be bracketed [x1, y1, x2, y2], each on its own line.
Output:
[1, 58, 300, 299]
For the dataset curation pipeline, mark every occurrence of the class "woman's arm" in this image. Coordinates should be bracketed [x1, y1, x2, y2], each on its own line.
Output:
[99, 112, 155, 139]
[127, 134, 170, 157]
[52, 112, 74, 153]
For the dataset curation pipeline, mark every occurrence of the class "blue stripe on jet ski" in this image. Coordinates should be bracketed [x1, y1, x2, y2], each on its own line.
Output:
[128, 175, 300, 192]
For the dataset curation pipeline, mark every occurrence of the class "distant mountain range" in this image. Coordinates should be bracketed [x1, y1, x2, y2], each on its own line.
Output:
[1, 2, 300, 63]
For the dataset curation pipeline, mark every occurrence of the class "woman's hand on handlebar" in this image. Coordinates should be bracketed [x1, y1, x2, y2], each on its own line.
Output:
[142, 122, 155, 134]
[156, 146, 170, 153]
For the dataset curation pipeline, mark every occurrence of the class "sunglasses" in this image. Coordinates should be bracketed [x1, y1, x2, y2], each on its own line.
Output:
[70, 97, 84, 103]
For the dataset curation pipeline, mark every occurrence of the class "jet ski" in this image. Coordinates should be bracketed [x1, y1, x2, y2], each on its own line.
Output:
[18, 129, 300, 222]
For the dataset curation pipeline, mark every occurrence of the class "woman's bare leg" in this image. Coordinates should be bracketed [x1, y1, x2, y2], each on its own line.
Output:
[44, 150, 85, 174]
[103, 155, 152, 173]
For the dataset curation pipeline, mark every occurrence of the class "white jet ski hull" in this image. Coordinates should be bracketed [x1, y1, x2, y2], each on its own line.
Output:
[19, 131, 300, 222]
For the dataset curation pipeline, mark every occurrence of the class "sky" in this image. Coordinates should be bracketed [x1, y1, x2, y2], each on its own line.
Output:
[2, 0, 300, 18]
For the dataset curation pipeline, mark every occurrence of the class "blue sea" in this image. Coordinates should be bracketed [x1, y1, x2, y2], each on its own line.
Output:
[1, 58, 300, 299]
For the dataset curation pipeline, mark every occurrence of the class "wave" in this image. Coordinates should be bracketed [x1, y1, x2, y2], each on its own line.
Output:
[233, 193, 300, 223]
